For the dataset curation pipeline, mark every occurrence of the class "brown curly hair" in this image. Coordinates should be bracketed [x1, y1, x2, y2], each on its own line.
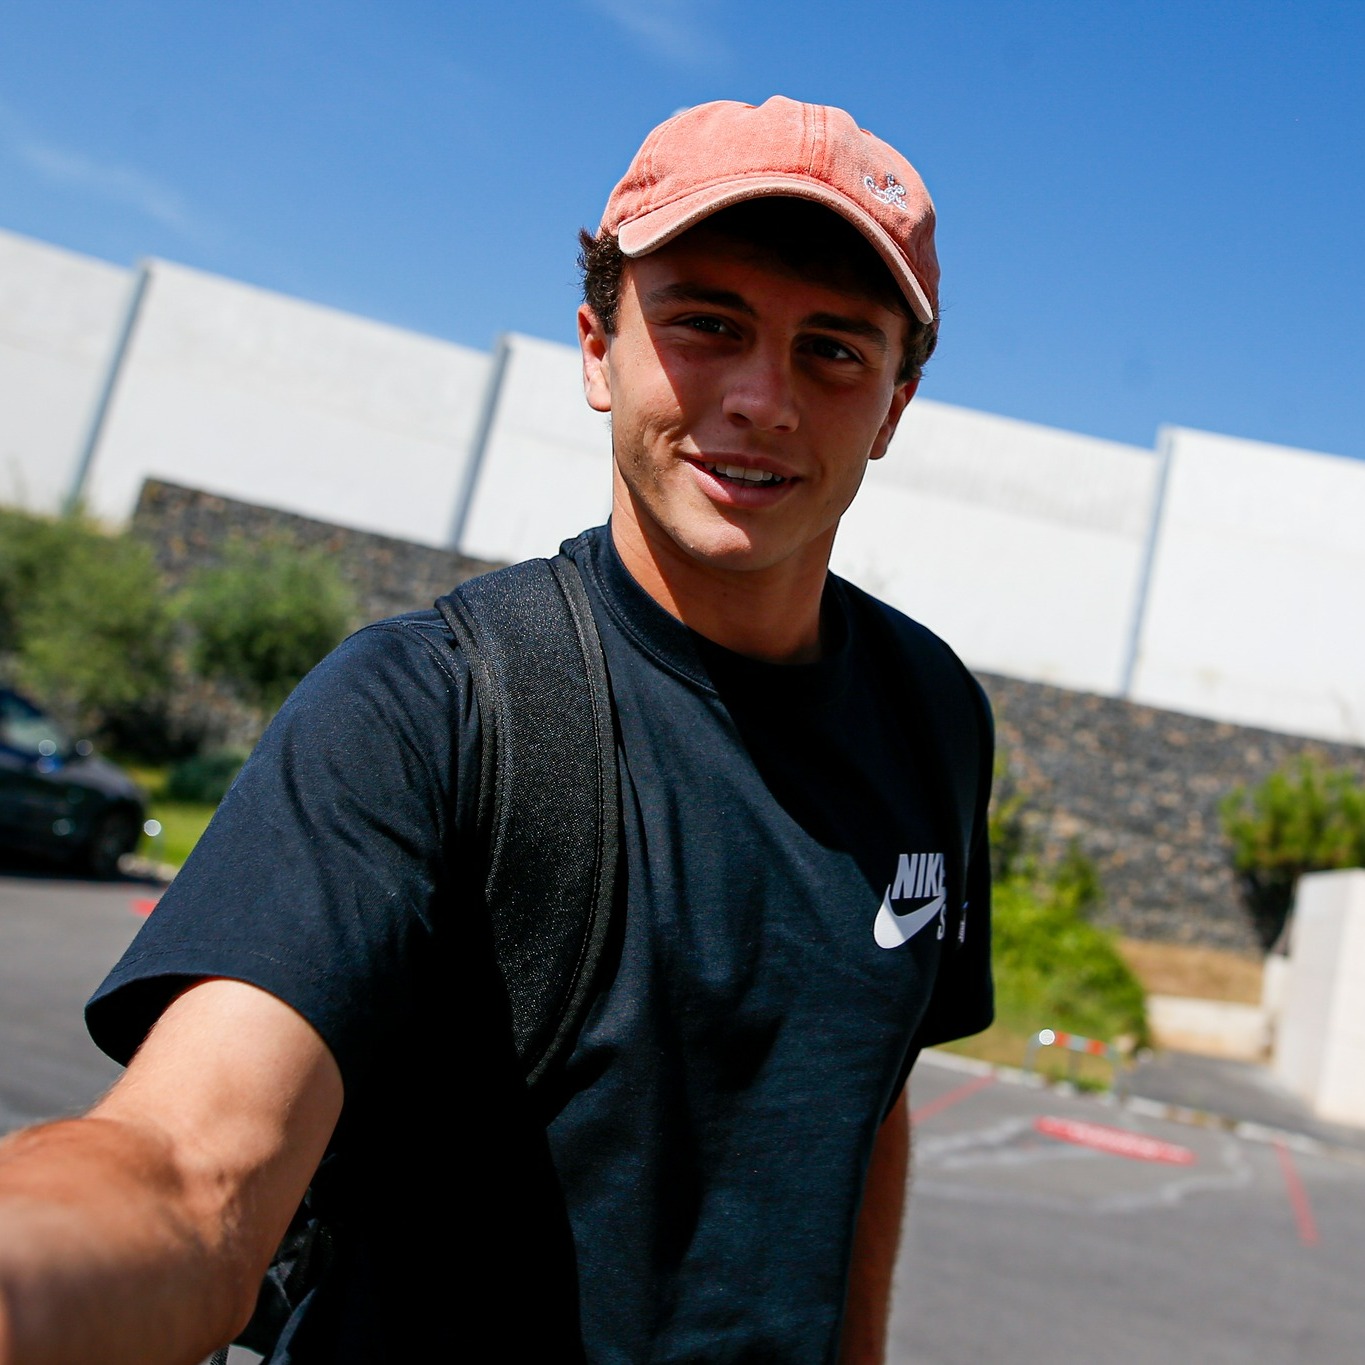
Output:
[578, 198, 937, 383]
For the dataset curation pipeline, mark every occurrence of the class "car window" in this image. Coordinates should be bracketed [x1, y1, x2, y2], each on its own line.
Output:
[0, 692, 70, 758]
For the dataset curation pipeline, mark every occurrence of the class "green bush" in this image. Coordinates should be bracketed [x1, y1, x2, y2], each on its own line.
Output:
[0, 508, 175, 738]
[181, 537, 354, 714]
[165, 749, 248, 804]
[1050, 838, 1105, 920]
[987, 751, 1031, 885]
[992, 876, 1149, 1048]
[1220, 756, 1365, 948]
[985, 744, 1147, 1049]
[0, 507, 61, 654]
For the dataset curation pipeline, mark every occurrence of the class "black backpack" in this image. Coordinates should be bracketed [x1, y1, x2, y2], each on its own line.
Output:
[214, 544, 990, 1363]
[211, 552, 620, 1364]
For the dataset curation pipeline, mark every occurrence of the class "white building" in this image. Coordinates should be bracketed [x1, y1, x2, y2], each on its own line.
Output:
[3, 225, 1363, 746]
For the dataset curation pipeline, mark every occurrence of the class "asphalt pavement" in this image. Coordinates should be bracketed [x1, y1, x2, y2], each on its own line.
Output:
[1126, 1049, 1365, 1158]
[0, 864, 146, 1131]
[895, 1050, 1365, 1364]
[4, 869, 1363, 1361]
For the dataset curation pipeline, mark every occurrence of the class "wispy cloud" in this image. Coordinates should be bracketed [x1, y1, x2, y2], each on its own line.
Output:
[0, 99, 203, 237]
[584, 0, 730, 69]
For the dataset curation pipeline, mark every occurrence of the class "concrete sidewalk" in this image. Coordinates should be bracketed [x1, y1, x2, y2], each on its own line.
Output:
[925, 1045, 1365, 1161]
[1125, 1049, 1365, 1157]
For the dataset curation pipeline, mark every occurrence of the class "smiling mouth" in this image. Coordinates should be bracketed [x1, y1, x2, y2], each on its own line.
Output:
[698, 461, 790, 487]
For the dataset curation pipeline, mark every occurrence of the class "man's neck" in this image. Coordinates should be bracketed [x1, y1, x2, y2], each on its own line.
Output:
[609, 511, 831, 665]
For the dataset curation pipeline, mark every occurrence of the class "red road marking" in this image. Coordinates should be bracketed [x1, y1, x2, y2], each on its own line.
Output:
[1274, 1140, 1320, 1247]
[911, 1074, 996, 1123]
[130, 898, 159, 917]
[1034, 1116, 1196, 1165]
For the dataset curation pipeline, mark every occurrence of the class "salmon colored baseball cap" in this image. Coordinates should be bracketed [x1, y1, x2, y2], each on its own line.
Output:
[600, 96, 939, 324]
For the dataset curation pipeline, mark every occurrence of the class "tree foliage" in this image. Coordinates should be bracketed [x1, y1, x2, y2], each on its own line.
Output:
[0, 508, 175, 735]
[1220, 756, 1365, 948]
[181, 537, 354, 713]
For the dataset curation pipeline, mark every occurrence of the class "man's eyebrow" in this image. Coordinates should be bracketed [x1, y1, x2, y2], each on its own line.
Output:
[641, 286, 892, 353]
[802, 312, 891, 353]
[642, 282, 758, 316]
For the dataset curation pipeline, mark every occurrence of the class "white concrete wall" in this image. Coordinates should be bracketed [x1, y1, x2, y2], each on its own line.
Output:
[458, 333, 613, 564]
[1130, 427, 1365, 744]
[0, 229, 132, 512]
[457, 377, 1162, 698]
[1274, 870, 1365, 1127]
[833, 400, 1159, 694]
[6, 226, 1365, 747]
[79, 260, 490, 547]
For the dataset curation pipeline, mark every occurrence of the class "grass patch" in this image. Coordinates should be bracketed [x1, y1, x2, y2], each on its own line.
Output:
[125, 765, 216, 869]
[936, 1025, 1121, 1091]
[141, 801, 215, 868]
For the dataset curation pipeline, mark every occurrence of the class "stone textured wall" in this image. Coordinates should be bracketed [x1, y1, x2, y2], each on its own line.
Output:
[132, 480, 495, 622]
[132, 480, 1365, 953]
[980, 672, 1365, 953]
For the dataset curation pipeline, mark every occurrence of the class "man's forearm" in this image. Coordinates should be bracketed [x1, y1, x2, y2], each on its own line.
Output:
[0, 979, 343, 1365]
[0, 1114, 254, 1365]
[839, 1095, 909, 1365]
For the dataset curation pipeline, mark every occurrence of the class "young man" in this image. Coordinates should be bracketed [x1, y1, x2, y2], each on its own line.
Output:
[0, 97, 992, 1363]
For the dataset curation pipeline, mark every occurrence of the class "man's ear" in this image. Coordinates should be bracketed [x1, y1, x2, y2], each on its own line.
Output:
[870, 377, 918, 461]
[579, 304, 612, 413]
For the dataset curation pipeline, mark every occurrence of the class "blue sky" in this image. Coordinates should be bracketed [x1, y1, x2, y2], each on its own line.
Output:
[3, 1, 1362, 460]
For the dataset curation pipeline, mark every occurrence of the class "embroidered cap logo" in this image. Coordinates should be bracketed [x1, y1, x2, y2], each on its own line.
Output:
[863, 173, 909, 212]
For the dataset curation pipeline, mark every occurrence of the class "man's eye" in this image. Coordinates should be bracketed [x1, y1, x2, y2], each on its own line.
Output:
[808, 337, 859, 362]
[681, 315, 731, 335]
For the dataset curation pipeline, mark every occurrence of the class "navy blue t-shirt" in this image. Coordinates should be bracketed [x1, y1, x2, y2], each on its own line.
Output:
[87, 525, 992, 1363]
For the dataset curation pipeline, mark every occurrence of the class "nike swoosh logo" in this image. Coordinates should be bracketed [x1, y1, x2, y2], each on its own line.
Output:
[873, 886, 946, 949]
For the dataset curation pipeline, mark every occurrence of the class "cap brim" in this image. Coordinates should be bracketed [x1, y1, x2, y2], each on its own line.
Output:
[614, 175, 935, 324]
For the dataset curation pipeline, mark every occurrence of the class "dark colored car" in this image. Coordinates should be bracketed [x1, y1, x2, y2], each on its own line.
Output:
[0, 687, 146, 877]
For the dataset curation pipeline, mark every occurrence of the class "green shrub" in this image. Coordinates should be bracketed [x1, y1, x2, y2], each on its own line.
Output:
[165, 749, 248, 804]
[988, 752, 1031, 884]
[0, 508, 175, 738]
[992, 875, 1149, 1048]
[181, 537, 354, 714]
[1050, 838, 1105, 920]
[986, 744, 1147, 1048]
[0, 507, 62, 654]
[1220, 756, 1365, 948]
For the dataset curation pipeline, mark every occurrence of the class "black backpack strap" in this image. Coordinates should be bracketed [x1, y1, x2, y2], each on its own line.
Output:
[436, 552, 620, 1087]
[226, 555, 620, 1362]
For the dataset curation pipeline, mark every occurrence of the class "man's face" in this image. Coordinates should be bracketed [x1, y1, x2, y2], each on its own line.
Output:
[578, 226, 917, 589]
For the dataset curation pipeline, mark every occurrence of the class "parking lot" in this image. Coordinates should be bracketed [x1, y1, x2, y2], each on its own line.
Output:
[4, 869, 1364, 1363]
[894, 1052, 1365, 1363]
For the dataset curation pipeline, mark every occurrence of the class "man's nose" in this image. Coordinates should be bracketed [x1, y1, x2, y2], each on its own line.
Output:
[720, 349, 799, 433]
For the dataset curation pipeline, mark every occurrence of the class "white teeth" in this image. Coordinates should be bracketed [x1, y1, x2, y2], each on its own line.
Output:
[706, 462, 784, 485]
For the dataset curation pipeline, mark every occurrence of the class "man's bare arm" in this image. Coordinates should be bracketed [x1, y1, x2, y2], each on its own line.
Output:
[839, 1092, 909, 1365]
[0, 978, 343, 1365]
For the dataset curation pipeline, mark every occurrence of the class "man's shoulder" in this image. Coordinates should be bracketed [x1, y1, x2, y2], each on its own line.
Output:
[252, 606, 479, 792]
[344, 606, 457, 658]
[834, 575, 988, 711]
[310, 606, 472, 699]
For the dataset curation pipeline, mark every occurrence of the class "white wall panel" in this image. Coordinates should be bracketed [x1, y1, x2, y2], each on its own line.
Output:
[8, 223, 1365, 748]
[458, 333, 612, 563]
[833, 399, 1159, 694]
[1131, 427, 1365, 743]
[1275, 871, 1365, 1125]
[0, 229, 131, 511]
[81, 261, 489, 546]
